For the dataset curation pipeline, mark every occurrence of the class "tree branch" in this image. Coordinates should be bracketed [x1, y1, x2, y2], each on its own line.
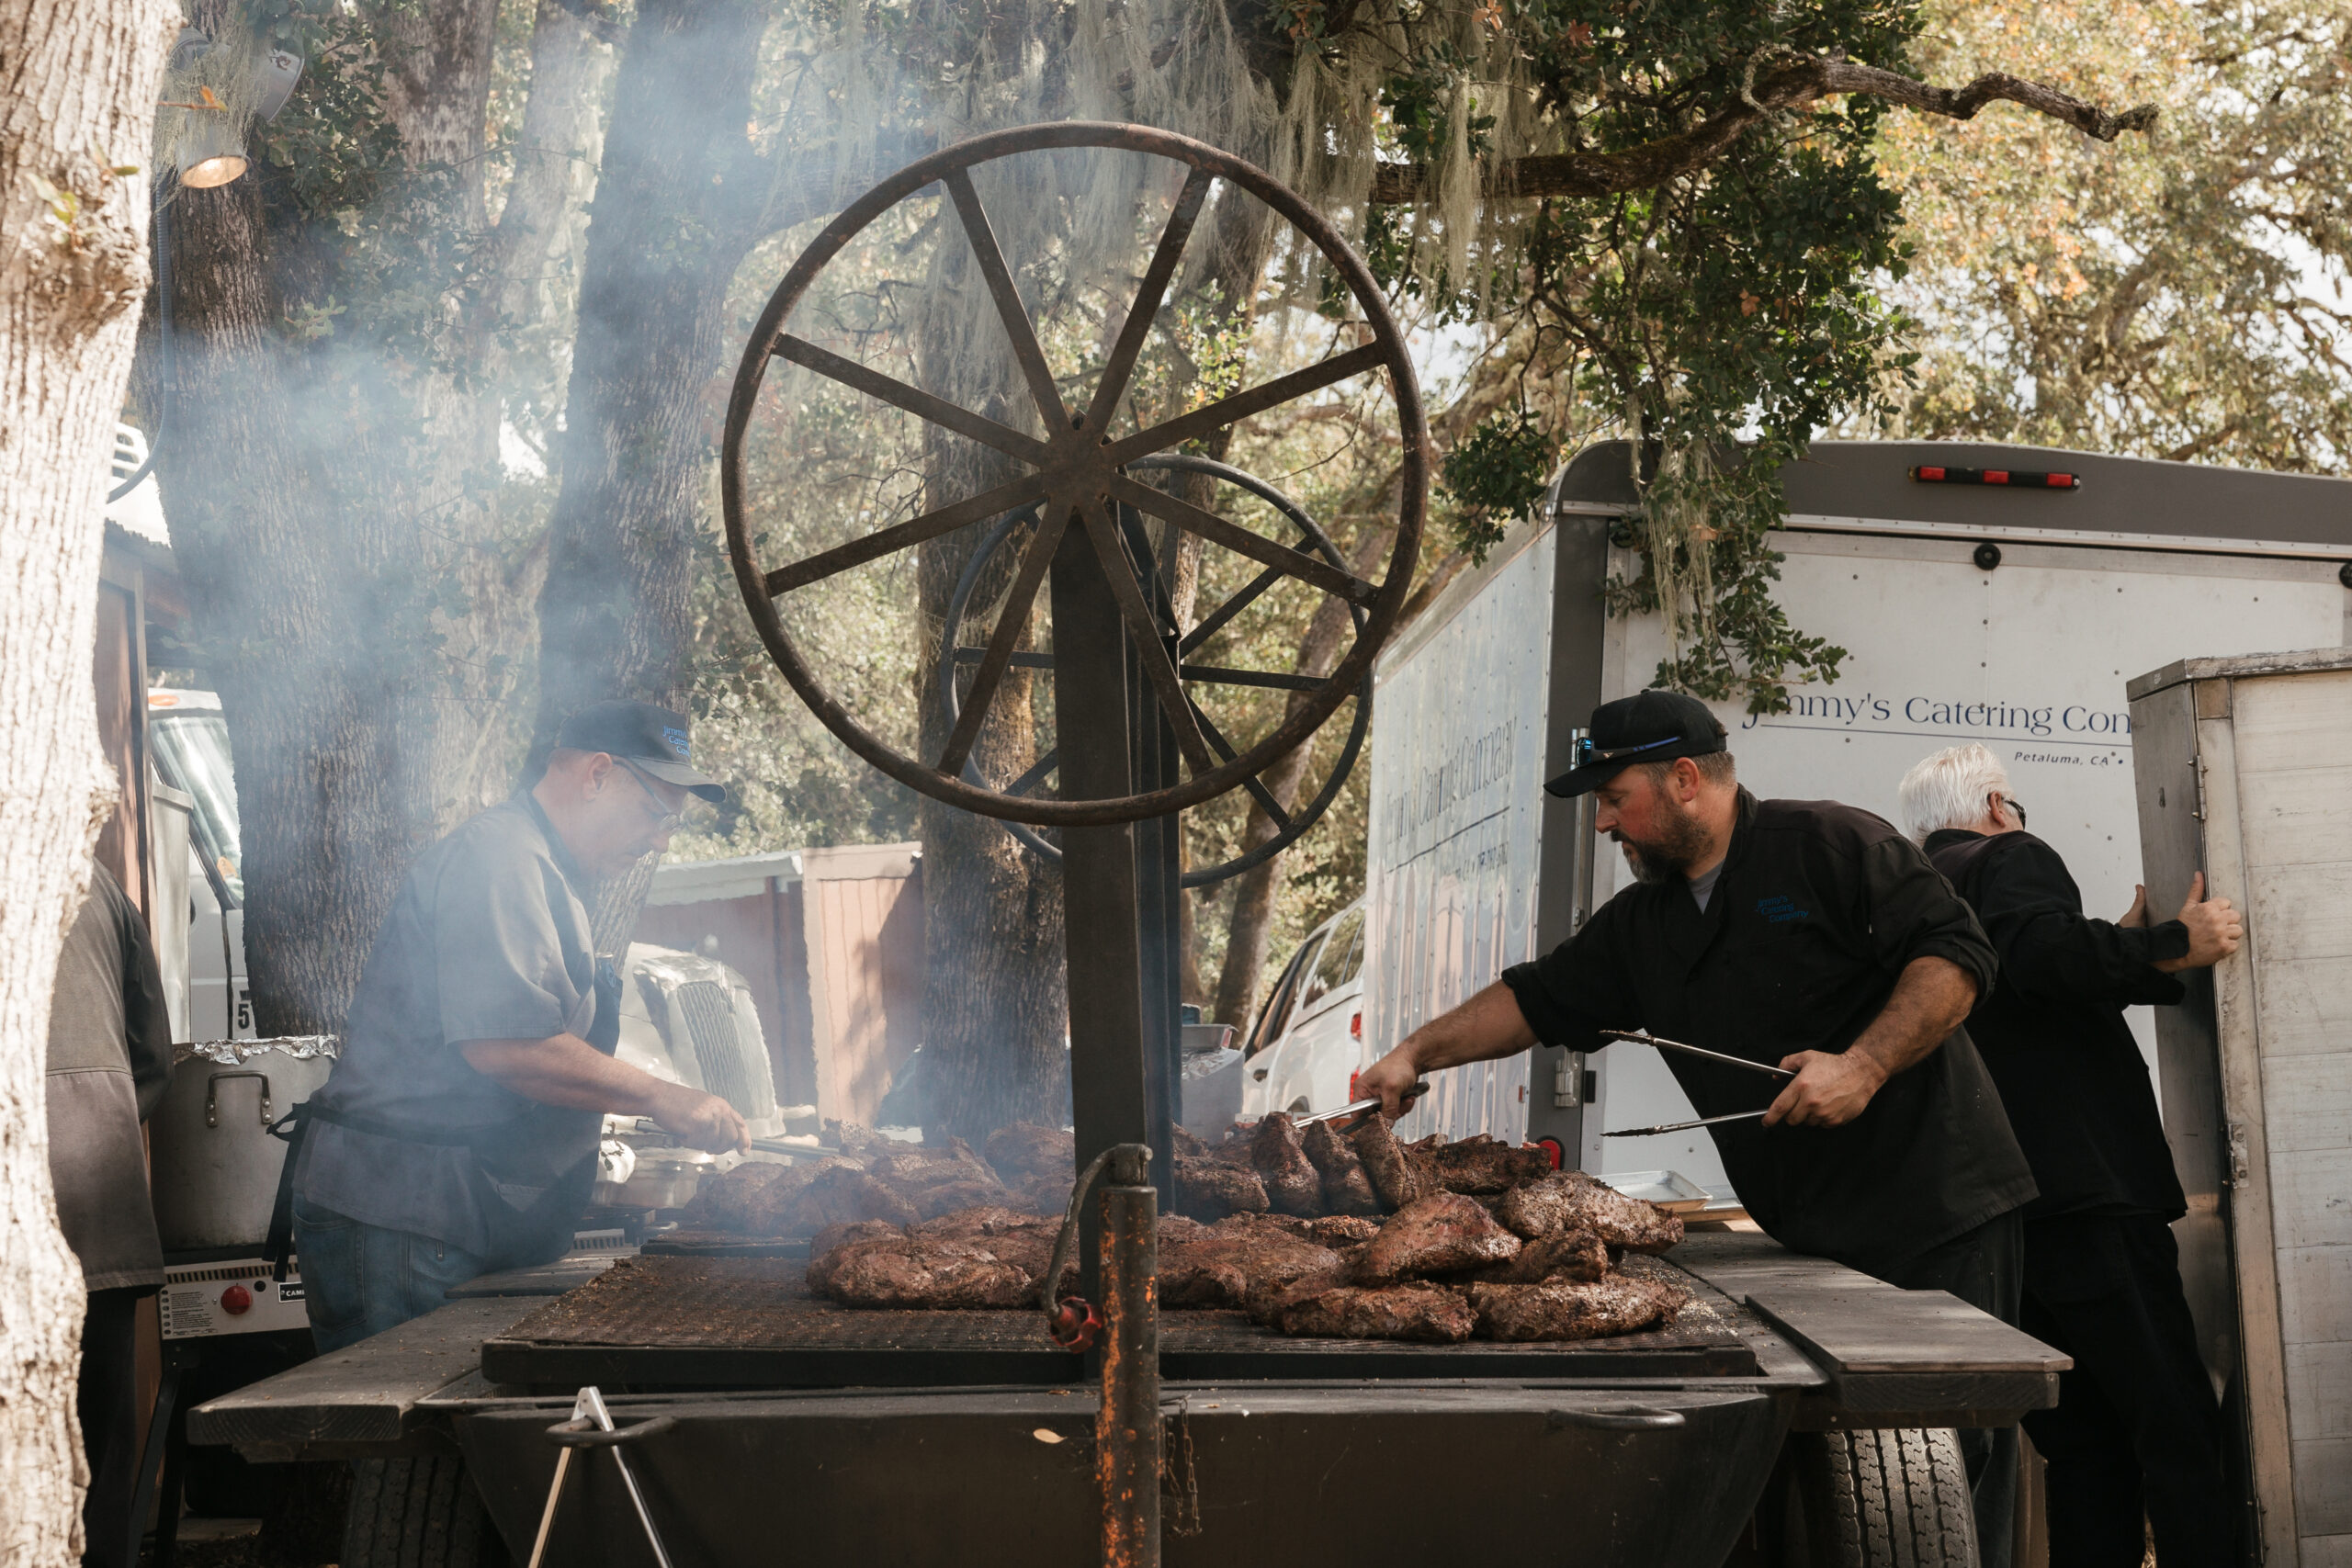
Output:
[1370, 57, 2158, 204]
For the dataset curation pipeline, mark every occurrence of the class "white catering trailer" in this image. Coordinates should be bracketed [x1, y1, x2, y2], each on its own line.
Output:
[1363, 438, 2352, 1190]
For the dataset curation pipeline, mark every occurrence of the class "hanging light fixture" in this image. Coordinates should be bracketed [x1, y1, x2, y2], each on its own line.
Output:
[159, 27, 303, 191]
[175, 107, 247, 189]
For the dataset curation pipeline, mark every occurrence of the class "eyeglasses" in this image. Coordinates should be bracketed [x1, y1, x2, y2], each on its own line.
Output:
[2004, 795, 2028, 827]
[615, 756, 688, 834]
[1574, 734, 1685, 769]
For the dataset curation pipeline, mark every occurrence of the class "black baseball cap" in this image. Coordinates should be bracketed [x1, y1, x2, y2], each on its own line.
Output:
[557, 701, 725, 802]
[1544, 689, 1727, 797]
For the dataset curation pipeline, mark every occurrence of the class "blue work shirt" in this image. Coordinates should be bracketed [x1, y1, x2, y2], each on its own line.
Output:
[294, 792, 608, 1262]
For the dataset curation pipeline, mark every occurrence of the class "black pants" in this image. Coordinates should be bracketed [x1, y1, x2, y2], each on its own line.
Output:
[1883, 1209, 2025, 1568]
[79, 1287, 145, 1568]
[2019, 1212, 2233, 1568]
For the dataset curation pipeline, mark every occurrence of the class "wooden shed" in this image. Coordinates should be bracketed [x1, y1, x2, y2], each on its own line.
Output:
[2130, 647, 2352, 1565]
[634, 844, 924, 1129]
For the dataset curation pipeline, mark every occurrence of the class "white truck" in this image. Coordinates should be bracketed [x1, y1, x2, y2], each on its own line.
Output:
[1364, 438, 2352, 1193]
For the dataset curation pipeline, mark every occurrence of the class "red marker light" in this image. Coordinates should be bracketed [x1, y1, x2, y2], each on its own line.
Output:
[1535, 1137, 1565, 1171]
[1350, 1011, 1362, 1041]
[220, 1285, 253, 1315]
[1910, 464, 2081, 491]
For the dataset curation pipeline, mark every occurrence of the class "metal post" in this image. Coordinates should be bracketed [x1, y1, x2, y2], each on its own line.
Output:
[1124, 500, 1182, 1202]
[1049, 513, 1151, 1298]
[1097, 1144, 1161, 1568]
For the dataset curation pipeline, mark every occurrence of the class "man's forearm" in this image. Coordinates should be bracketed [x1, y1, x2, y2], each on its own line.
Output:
[460, 1033, 682, 1118]
[1849, 956, 1977, 1081]
[1394, 981, 1539, 1072]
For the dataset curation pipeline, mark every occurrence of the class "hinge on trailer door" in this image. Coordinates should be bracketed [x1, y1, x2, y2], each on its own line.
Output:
[2192, 758, 2209, 823]
[1554, 1051, 1585, 1109]
[2225, 1122, 2250, 1188]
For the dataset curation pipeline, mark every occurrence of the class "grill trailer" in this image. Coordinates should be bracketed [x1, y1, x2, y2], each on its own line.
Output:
[190, 1229, 2061, 1567]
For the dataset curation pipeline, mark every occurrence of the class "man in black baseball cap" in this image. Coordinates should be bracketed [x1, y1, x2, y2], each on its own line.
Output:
[1362, 687, 2038, 1562]
[1543, 688, 1727, 799]
[288, 699, 745, 1353]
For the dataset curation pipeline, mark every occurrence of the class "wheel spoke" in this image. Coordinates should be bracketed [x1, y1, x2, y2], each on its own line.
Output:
[937, 504, 1071, 776]
[1076, 500, 1218, 776]
[953, 648, 1056, 671]
[1188, 700, 1294, 833]
[1007, 748, 1058, 796]
[1108, 474, 1375, 605]
[943, 167, 1067, 429]
[1179, 664, 1329, 693]
[1102, 342, 1385, 467]
[773, 335, 1049, 466]
[764, 472, 1048, 595]
[1082, 166, 1215, 435]
[1179, 563, 1285, 653]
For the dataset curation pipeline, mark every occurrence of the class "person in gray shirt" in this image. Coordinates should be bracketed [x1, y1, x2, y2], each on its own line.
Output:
[46, 859, 172, 1568]
[288, 702, 749, 1350]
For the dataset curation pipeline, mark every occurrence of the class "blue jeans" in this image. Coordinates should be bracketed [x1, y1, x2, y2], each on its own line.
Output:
[292, 1192, 492, 1353]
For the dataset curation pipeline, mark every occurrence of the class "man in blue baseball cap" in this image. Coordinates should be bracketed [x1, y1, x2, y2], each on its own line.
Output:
[1361, 688, 2038, 1562]
[286, 701, 746, 1350]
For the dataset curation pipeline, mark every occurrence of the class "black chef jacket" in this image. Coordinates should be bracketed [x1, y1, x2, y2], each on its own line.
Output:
[1925, 829, 2189, 1221]
[1502, 791, 2035, 1279]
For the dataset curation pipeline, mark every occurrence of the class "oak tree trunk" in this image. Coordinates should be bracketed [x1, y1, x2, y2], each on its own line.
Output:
[153, 0, 602, 1034]
[0, 0, 175, 1553]
[530, 0, 770, 763]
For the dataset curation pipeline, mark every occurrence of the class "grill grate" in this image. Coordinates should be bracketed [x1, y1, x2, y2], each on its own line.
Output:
[484, 1254, 1754, 1389]
[672, 980, 759, 1116]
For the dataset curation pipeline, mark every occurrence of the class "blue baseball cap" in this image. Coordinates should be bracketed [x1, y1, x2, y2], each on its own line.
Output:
[557, 700, 724, 802]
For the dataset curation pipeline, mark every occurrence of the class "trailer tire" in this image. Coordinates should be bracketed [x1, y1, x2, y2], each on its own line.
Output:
[341, 1455, 510, 1568]
[1791, 1428, 1979, 1568]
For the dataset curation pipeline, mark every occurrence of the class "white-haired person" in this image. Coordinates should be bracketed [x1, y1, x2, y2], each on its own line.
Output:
[1899, 742, 2242, 1568]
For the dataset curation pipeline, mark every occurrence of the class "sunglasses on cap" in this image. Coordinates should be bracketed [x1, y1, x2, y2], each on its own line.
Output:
[1571, 733, 1688, 770]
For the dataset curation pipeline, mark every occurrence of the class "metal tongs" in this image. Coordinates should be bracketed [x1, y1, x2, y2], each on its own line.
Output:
[1295, 1080, 1428, 1127]
[1597, 1032, 1791, 1138]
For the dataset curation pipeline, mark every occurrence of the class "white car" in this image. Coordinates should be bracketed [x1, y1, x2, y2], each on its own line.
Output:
[1238, 899, 1366, 1121]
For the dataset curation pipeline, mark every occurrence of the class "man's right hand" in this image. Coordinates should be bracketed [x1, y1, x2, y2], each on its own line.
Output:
[1357, 1044, 1422, 1120]
[2154, 872, 2244, 973]
[653, 1085, 752, 1155]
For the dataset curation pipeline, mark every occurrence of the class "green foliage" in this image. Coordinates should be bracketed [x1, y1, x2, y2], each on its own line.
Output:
[1349, 0, 1923, 709]
[1440, 408, 1554, 563]
[1873, 0, 2352, 474]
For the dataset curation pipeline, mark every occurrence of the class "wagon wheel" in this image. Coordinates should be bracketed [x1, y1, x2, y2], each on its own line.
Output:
[720, 122, 1426, 828]
[937, 455, 1370, 885]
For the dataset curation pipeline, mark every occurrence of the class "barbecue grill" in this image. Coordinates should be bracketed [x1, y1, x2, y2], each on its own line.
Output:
[188, 124, 2067, 1568]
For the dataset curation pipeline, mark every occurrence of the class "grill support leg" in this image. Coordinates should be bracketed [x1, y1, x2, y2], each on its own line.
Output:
[1099, 1150, 1160, 1568]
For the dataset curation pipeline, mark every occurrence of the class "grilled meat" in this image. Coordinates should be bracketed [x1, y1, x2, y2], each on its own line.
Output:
[1297, 1214, 1382, 1248]
[816, 1237, 1034, 1309]
[1251, 1113, 1325, 1216]
[907, 1178, 1013, 1220]
[780, 1167, 922, 1232]
[1466, 1228, 1607, 1285]
[804, 1219, 903, 1291]
[1301, 1120, 1383, 1215]
[1277, 1282, 1477, 1344]
[1356, 1192, 1522, 1283]
[1495, 1170, 1685, 1253]
[1413, 1134, 1556, 1194]
[983, 1123, 1074, 1185]
[1160, 1217, 1341, 1313]
[1348, 1118, 1428, 1210]
[1176, 1156, 1271, 1220]
[907, 1205, 1035, 1240]
[1467, 1272, 1689, 1341]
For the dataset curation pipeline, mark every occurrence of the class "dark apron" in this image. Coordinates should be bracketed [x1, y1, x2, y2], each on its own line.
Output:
[264, 959, 623, 1278]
